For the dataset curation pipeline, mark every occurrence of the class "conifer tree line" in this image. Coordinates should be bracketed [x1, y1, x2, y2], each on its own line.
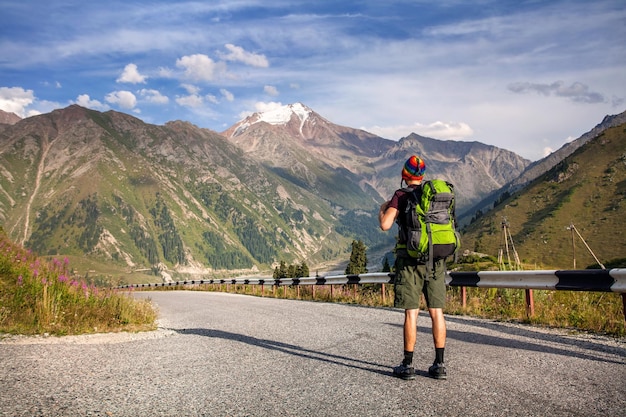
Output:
[273, 260, 310, 279]
[345, 239, 368, 275]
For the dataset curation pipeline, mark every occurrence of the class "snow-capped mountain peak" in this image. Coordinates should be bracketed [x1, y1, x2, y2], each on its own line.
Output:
[224, 103, 315, 138]
[257, 102, 312, 126]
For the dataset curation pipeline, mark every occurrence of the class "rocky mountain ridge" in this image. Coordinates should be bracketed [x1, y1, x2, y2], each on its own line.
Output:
[223, 102, 530, 211]
[0, 110, 21, 125]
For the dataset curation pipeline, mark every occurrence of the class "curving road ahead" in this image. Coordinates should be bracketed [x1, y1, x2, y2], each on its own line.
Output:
[1, 291, 624, 416]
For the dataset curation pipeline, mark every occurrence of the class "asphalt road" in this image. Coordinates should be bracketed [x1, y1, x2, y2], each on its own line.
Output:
[1, 291, 624, 417]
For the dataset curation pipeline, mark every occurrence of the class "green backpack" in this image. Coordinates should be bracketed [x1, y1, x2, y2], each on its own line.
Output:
[401, 179, 461, 272]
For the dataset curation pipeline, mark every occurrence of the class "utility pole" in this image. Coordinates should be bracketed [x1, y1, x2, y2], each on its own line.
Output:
[568, 223, 576, 269]
[566, 223, 605, 270]
[499, 217, 531, 316]
[499, 217, 522, 270]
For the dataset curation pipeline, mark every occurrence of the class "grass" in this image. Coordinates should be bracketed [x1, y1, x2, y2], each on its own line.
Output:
[444, 287, 625, 336]
[0, 232, 157, 336]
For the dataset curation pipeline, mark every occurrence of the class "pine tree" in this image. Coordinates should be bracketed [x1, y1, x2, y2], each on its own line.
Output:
[345, 239, 368, 275]
[382, 256, 391, 272]
[276, 260, 288, 278]
[299, 261, 309, 278]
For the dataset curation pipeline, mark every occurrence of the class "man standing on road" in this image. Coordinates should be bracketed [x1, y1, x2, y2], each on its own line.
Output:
[378, 155, 447, 380]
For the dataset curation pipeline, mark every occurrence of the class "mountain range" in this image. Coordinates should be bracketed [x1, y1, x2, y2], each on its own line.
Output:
[0, 104, 623, 280]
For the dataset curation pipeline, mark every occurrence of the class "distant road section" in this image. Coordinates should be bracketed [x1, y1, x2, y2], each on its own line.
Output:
[1, 291, 624, 416]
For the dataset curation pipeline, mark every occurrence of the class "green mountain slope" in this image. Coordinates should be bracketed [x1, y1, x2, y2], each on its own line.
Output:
[461, 123, 626, 269]
[0, 106, 370, 277]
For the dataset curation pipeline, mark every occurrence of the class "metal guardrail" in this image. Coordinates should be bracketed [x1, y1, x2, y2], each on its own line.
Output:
[118, 268, 626, 293]
[118, 269, 626, 321]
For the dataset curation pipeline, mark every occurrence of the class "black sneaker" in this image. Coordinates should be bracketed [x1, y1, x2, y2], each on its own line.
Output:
[393, 363, 416, 380]
[428, 362, 447, 380]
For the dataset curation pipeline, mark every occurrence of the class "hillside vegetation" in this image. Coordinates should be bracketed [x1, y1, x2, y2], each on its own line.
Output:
[461, 124, 626, 269]
[0, 230, 156, 336]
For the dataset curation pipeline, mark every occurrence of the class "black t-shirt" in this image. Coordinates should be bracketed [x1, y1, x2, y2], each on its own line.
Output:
[388, 184, 421, 244]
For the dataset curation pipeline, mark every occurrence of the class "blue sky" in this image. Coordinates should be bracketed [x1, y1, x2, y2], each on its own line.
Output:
[0, 0, 624, 161]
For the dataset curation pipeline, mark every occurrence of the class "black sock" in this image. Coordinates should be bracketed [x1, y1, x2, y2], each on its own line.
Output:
[403, 350, 414, 366]
[435, 347, 445, 364]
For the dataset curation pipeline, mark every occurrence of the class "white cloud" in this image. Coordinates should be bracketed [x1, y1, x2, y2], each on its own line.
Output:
[264, 85, 279, 96]
[75, 94, 108, 110]
[138, 89, 169, 104]
[220, 88, 234, 102]
[543, 147, 554, 157]
[365, 120, 475, 140]
[27, 99, 61, 116]
[219, 44, 269, 68]
[238, 101, 284, 120]
[117, 63, 147, 84]
[176, 94, 203, 108]
[0, 87, 35, 116]
[158, 67, 174, 78]
[105, 90, 137, 109]
[254, 101, 284, 113]
[176, 54, 228, 82]
[206, 94, 219, 104]
[181, 84, 200, 95]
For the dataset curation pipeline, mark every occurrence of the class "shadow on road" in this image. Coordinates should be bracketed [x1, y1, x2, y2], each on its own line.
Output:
[173, 328, 395, 377]
[385, 313, 624, 364]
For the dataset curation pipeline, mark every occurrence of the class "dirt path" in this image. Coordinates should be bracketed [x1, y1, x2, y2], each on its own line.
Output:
[21, 138, 51, 245]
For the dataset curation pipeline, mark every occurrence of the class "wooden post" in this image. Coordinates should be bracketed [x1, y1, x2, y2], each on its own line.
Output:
[461, 286, 467, 308]
[330, 284, 334, 299]
[622, 293, 626, 324]
[381, 283, 386, 304]
[525, 289, 535, 318]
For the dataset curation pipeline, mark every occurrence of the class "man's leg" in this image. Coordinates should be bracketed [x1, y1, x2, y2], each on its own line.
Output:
[404, 308, 419, 352]
[392, 258, 420, 380]
[428, 307, 447, 379]
[393, 308, 419, 380]
[428, 307, 446, 349]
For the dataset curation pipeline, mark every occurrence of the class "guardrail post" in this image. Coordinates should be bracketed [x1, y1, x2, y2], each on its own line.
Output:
[381, 283, 386, 304]
[525, 289, 535, 318]
[622, 293, 626, 323]
[330, 284, 334, 299]
[461, 286, 467, 308]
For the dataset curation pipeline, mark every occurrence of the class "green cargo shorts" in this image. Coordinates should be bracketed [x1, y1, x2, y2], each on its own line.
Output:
[393, 257, 446, 310]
